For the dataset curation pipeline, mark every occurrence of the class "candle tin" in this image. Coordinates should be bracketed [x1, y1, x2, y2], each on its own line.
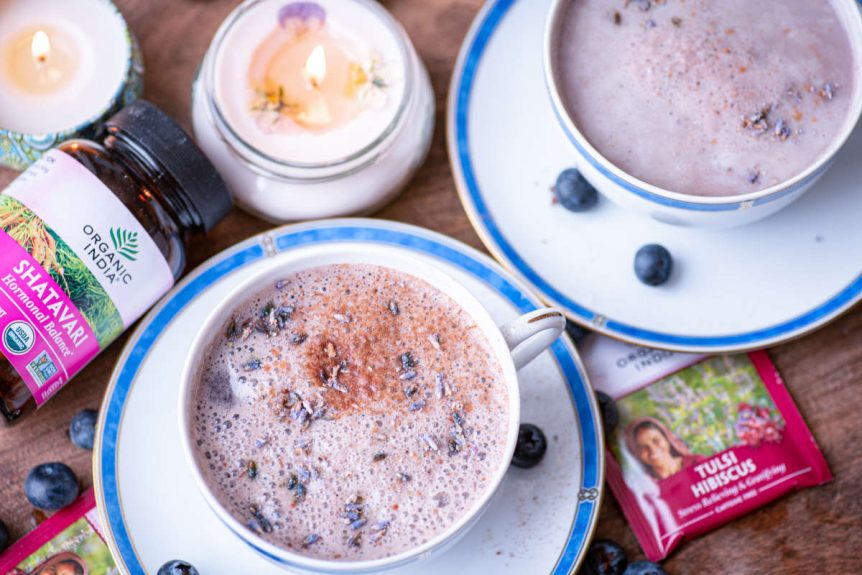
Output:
[192, 0, 435, 223]
[0, 0, 144, 171]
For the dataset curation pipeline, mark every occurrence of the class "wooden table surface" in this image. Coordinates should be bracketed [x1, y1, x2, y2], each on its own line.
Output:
[1, 0, 860, 573]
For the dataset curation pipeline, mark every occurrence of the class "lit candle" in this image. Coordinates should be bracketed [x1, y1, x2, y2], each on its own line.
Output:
[211, 0, 408, 165]
[0, 0, 143, 169]
[6, 27, 78, 95]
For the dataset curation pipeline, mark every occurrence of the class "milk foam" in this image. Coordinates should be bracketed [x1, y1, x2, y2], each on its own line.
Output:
[192, 264, 509, 561]
[558, 0, 855, 196]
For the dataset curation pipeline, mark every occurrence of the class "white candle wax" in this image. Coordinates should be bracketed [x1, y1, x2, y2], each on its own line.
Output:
[0, 0, 131, 134]
[212, 0, 408, 165]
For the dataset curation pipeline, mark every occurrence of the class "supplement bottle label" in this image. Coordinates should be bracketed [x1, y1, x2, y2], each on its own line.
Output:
[0, 150, 173, 405]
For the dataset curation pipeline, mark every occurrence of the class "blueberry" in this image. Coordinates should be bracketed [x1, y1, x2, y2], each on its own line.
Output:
[565, 320, 591, 344]
[623, 561, 668, 575]
[634, 244, 673, 286]
[24, 463, 79, 511]
[69, 408, 98, 450]
[512, 423, 547, 469]
[157, 560, 200, 575]
[583, 539, 628, 575]
[596, 391, 619, 437]
[555, 169, 598, 212]
[0, 519, 9, 553]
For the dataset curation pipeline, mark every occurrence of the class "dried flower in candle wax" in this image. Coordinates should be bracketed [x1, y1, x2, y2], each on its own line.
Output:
[279, 2, 326, 34]
[250, 85, 300, 118]
[352, 56, 393, 109]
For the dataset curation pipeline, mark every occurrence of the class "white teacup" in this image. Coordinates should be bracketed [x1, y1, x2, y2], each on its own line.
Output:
[544, 0, 862, 228]
[178, 243, 566, 573]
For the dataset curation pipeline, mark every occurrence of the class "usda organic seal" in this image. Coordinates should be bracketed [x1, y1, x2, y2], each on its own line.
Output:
[3, 321, 35, 355]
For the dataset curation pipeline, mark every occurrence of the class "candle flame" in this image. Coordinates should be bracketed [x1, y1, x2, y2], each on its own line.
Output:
[31, 30, 51, 63]
[304, 45, 326, 88]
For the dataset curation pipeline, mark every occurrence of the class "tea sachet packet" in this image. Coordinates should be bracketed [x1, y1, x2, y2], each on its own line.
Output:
[0, 490, 120, 574]
[580, 336, 832, 561]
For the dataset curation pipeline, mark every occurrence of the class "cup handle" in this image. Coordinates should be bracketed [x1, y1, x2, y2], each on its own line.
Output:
[499, 308, 566, 370]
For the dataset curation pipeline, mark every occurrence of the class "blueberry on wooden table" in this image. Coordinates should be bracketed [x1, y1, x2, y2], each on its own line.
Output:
[512, 423, 547, 468]
[24, 463, 79, 511]
[595, 391, 619, 437]
[555, 168, 598, 212]
[0, 518, 9, 553]
[583, 539, 628, 575]
[158, 560, 200, 575]
[69, 408, 98, 450]
[634, 244, 673, 286]
[623, 561, 668, 575]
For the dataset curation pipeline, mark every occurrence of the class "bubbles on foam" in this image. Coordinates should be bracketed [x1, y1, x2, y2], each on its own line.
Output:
[559, 0, 854, 196]
[191, 264, 509, 561]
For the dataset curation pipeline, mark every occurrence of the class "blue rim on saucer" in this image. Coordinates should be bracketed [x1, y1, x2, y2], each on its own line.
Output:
[448, 0, 862, 352]
[0, 0, 144, 171]
[93, 219, 604, 574]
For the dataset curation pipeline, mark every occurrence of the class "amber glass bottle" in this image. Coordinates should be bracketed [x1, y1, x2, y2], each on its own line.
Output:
[0, 101, 231, 425]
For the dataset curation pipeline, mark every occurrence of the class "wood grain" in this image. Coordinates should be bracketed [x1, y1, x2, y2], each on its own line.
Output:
[0, 1, 860, 573]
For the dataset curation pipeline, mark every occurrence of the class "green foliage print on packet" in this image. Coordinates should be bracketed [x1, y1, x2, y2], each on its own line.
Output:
[611, 355, 783, 466]
[15, 518, 118, 573]
[0, 195, 123, 347]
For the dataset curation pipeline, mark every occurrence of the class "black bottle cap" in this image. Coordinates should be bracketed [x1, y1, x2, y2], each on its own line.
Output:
[105, 100, 232, 232]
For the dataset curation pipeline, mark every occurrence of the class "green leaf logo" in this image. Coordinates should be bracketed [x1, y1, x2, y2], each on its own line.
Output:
[110, 227, 139, 261]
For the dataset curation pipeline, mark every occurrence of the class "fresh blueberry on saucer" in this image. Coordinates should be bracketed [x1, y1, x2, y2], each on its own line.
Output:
[555, 168, 598, 212]
[0, 519, 9, 553]
[158, 560, 200, 575]
[634, 244, 673, 286]
[595, 391, 619, 436]
[623, 561, 668, 575]
[565, 320, 591, 344]
[583, 539, 628, 575]
[512, 423, 547, 468]
[25, 463, 79, 511]
[69, 409, 98, 450]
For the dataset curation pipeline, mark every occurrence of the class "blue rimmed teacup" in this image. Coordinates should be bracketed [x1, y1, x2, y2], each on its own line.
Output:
[543, 0, 862, 228]
[0, 0, 144, 171]
[178, 242, 566, 573]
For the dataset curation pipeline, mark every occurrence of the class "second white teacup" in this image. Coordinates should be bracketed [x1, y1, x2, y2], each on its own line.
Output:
[543, 0, 862, 228]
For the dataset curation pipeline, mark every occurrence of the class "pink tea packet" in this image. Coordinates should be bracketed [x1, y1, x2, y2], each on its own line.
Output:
[0, 489, 119, 575]
[580, 336, 832, 561]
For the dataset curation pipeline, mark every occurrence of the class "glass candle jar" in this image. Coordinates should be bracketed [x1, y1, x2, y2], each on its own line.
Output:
[192, 0, 435, 223]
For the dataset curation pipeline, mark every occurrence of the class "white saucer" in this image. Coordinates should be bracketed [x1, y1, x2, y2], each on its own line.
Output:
[448, 0, 862, 353]
[93, 220, 604, 574]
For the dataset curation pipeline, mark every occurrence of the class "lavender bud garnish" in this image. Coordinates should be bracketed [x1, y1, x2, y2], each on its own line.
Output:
[247, 460, 259, 479]
[302, 533, 321, 548]
[420, 434, 438, 452]
[400, 352, 415, 370]
[388, 300, 400, 315]
[278, 2, 326, 30]
[350, 518, 368, 530]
